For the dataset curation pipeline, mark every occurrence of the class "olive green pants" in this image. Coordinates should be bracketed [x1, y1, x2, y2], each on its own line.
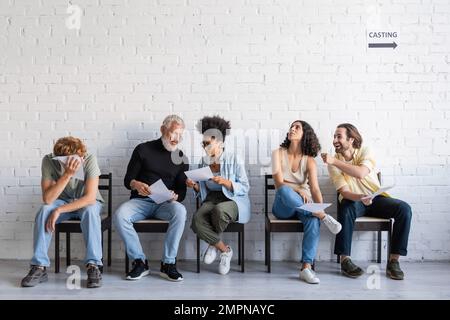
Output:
[191, 191, 238, 245]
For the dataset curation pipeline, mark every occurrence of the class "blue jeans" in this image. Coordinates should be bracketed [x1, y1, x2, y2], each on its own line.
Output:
[272, 185, 320, 264]
[114, 198, 187, 264]
[31, 199, 104, 267]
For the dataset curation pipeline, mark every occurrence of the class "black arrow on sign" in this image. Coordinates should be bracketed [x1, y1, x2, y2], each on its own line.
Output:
[368, 42, 397, 49]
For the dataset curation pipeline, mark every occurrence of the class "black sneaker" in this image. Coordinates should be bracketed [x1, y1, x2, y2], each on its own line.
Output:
[386, 259, 404, 280]
[87, 264, 102, 288]
[160, 261, 183, 282]
[21, 266, 48, 287]
[340, 257, 364, 278]
[126, 259, 150, 280]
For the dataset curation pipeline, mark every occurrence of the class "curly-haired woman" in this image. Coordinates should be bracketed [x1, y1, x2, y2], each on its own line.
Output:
[271, 120, 341, 284]
[187, 115, 251, 275]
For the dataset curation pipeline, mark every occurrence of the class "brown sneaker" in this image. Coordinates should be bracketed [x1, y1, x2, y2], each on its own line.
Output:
[341, 257, 364, 278]
[386, 260, 404, 280]
[21, 266, 48, 287]
[87, 264, 102, 288]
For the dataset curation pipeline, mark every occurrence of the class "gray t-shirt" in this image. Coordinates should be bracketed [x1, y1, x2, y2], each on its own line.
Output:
[41, 153, 104, 203]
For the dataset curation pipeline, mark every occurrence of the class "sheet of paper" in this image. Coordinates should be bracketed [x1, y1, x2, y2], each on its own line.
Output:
[185, 166, 214, 182]
[148, 179, 173, 204]
[298, 203, 332, 213]
[361, 185, 395, 200]
[52, 155, 85, 181]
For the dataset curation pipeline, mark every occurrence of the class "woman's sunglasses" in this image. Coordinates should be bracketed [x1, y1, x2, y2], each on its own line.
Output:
[201, 141, 212, 148]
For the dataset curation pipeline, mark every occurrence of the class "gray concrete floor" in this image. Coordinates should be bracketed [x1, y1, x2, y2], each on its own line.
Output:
[1, 259, 449, 300]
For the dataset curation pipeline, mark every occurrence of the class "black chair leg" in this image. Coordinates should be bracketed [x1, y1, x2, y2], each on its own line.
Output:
[238, 231, 241, 266]
[337, 254, 340, 263]
[387, 223, 392, 262]
[66, 232, 71, 267]
[101, 230, 104, 262]
[125, 253, 129, 275]
[108, 227, 112, 267]
[55, 231, 60, 273]
[241, 228, 244, 273]
[264, 228, 268, 266]
[377, 231, 382, 263]
[267, 232, 271, 273]
[196, 236, 200, 273]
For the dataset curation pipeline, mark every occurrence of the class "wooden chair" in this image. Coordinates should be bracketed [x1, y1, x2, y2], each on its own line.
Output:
[55, 173, 112, 273]
[264, 174, 316, 273]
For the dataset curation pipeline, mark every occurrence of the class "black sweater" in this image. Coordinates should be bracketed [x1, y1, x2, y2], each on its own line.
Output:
[124, 138, 189, 201]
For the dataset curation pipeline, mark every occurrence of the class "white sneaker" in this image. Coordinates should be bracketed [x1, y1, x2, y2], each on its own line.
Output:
[300, 268, 320, 284]
[322, 214, 342, 234]
[203, 245, 218, 264]
[218, 247, 233, 275]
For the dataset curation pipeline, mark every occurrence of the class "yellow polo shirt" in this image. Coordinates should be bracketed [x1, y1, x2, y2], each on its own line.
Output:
[328, 146, 390, 202]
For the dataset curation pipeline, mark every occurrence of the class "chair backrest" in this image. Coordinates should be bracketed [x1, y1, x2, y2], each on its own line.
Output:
[264, 174, 276, 218]
[336, 172, 382, 210]
[99, 173, 112, 217]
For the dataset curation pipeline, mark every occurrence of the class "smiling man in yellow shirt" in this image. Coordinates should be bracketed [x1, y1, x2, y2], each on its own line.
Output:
[322, 123, 412, 280]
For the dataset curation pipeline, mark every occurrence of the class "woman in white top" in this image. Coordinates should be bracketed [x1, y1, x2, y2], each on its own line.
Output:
[272, 120, 341, 284]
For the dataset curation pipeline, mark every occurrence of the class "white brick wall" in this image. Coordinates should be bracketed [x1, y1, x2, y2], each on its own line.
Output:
[1, 0, 449, 262]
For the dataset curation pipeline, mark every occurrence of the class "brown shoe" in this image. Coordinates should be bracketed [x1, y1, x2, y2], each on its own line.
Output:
[87, 264, 102, 288]
[341, 257, 364, 278]
[21, 266, 48, 287]
[386, 260, 404, 280]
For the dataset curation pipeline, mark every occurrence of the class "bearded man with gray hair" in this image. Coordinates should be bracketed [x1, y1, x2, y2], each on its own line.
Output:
[114, 115, 189, 282]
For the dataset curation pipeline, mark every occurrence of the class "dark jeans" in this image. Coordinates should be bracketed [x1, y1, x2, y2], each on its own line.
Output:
[334, 196, 412, 257]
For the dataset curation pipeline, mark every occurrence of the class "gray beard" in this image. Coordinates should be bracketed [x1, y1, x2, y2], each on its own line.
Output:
[204, 156, 220, 165]
[161, 137, 178, 152]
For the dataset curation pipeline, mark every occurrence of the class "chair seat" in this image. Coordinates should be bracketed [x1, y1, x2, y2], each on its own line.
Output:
[59, 213, 109, 223]
[267, 213, 389, 223]
[133, 219, 169, 224]
[267, 213, 301, 224]
[130, 218, 170, 233]
[355, 216, 391, 222]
